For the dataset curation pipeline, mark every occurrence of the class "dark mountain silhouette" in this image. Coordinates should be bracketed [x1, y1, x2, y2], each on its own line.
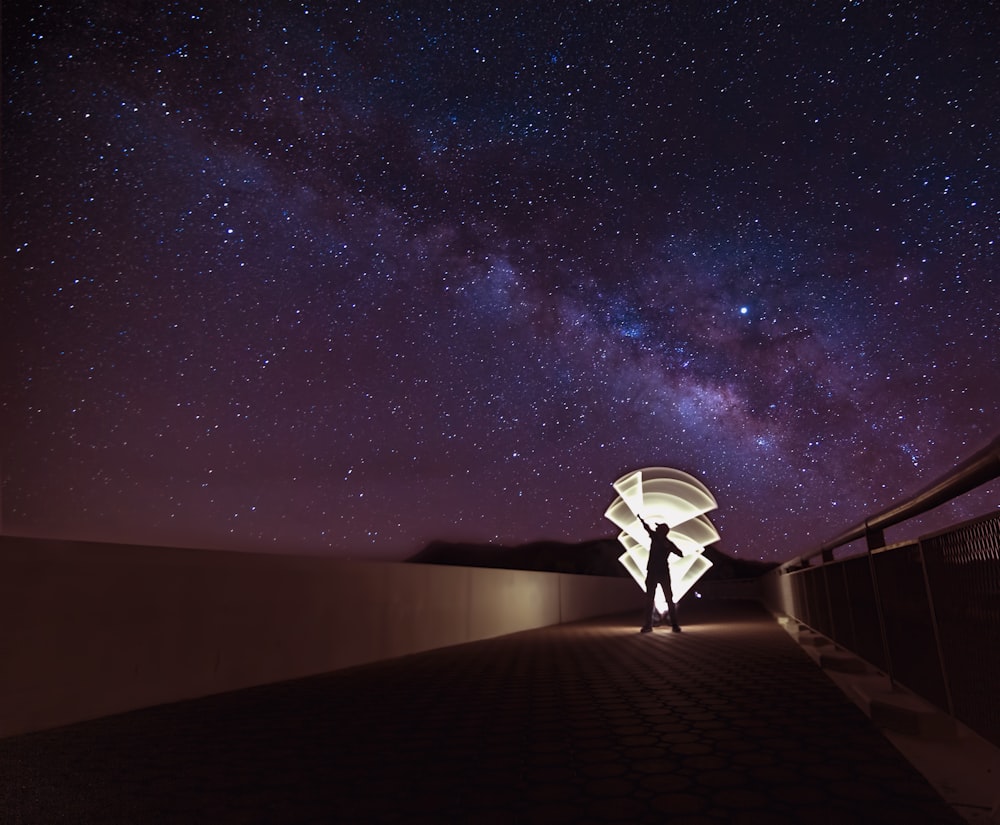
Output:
[409, 538, 629, 577]
[699, 545, 779, 580]
[408, 538, 777, 579]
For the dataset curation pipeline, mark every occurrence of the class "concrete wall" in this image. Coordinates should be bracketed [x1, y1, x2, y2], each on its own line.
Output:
[0, 536, 643, 738]
[758, 566, 794, 618]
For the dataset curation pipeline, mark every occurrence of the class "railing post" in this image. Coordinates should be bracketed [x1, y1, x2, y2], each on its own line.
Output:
[841, 562, 858, 653]
[866, 525, 886, 550]
[821, 560, 836, 643]
[865, 522, 894, 685]
[916, 538, 955, 716]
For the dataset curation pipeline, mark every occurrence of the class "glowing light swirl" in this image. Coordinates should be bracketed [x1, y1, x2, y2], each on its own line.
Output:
[605, 468, 719, 612]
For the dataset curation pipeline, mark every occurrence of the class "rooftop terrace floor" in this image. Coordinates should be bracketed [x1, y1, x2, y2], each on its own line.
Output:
[1, 599, 964, 823]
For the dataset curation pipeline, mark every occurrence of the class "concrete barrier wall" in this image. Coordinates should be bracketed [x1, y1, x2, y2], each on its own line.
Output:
[0, 536, 642, 737]
[758, 566, 797, 619]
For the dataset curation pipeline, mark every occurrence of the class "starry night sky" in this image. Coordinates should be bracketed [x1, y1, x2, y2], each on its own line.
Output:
[3, 2, 997, 562]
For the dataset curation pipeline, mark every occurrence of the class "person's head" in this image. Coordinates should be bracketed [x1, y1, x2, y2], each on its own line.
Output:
[654, 522, 671, 536]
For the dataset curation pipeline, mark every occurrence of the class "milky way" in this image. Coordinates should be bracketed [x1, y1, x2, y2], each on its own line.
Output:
[3, 2, 997, 561]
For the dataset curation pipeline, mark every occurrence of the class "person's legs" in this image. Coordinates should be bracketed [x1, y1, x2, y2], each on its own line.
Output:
[640, 575, 657, 632]
[663, 577, 681, 631]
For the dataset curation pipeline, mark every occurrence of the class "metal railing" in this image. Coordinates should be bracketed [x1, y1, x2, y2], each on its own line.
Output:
[760, 433, 1000, 748]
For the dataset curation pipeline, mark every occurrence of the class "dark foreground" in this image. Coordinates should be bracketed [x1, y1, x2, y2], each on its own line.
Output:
[0, 600, 961, 824]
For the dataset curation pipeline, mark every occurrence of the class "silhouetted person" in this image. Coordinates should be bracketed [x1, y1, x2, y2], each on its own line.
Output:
[637, 515, 684, 633]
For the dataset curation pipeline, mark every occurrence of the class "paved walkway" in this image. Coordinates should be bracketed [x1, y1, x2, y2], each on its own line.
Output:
[1, 600, 962, 824]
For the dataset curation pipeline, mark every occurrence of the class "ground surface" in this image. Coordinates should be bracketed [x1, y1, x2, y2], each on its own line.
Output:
[0, 600, 963, 823]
